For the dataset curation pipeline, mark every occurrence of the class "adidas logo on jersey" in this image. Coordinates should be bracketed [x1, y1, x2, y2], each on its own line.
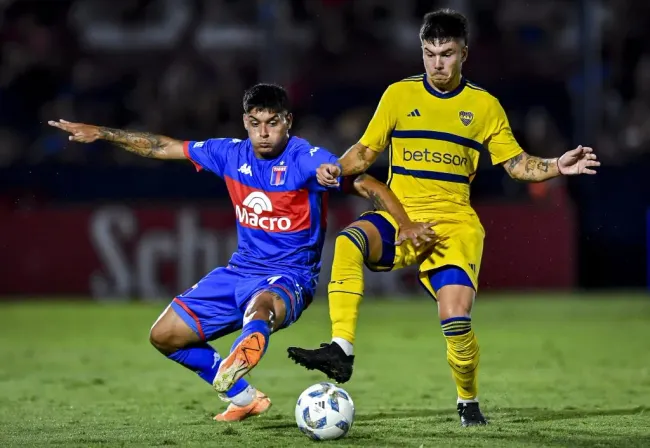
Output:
[236, 191, 291, 231]
[407, 109, 421, 117]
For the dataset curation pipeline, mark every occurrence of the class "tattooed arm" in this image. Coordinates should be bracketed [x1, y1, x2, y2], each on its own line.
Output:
[351, 174, 410, 225]
[502, 145, 600, 182]
[351, 174, 437, 246]
[339, 143, 381, 176]
[47, 119, 185, 159]
[97, 127, 184, 159]
[316, 143, 380, 187]
[502, 152, 560, 182]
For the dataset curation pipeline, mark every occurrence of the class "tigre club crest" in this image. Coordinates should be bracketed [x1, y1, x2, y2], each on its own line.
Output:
[459, 111, 474, 126]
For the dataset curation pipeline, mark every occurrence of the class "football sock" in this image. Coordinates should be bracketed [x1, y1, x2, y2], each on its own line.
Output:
[231, 319, 271, 356]
[167, 344, 252, 402]
[441, 317, 480, 401]
[332, 337, 354, 356]
[329, 227, 366, 345]
[228, 384, 257, 407]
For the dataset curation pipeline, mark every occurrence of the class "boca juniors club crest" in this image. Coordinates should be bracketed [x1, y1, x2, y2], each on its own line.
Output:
[459, 111, 474, 126]
[270, 162, 288, 186]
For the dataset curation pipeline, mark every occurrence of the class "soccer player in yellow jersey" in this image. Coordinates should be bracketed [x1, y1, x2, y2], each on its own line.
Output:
[288, 9, 600, 426]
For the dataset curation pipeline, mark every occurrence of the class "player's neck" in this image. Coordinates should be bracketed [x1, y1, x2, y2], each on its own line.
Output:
[253, 149, 284, 160]
[253, 137, 289, 160]
[427, 74, 462, 94]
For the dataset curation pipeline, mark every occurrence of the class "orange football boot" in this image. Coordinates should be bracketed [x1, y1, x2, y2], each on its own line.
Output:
[214, 391, 272, 422]
[213, 332, 266, 393]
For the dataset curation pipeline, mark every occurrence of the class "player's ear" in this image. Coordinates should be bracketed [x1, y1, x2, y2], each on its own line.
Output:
[461, 45, 468, 63]
[242, 114, 249, 131]
[285, 112, 293, 131]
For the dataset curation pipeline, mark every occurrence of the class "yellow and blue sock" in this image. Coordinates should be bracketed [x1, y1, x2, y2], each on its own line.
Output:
[441, 316, 480, 401]
[329, 227, 367, 351]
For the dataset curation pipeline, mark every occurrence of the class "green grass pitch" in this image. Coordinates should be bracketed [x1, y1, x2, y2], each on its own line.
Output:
[1, 294, 649, 447]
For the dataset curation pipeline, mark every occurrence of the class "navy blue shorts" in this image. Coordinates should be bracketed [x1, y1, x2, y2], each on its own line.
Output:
[170, 266, 312, 341]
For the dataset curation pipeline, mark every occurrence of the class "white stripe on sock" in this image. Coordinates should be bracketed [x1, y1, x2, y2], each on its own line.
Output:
[229, 385, 257, 407]
[332, 337, 354, 356]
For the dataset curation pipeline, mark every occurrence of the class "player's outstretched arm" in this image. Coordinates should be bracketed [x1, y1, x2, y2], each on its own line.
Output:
[316, 143, 380, 187]
[339, 143, 380, 176]
[502, 146, 600, 182]
[351, 174, 436, 247]
[47, 119, 185, 159]
[318, 83, 396, 186]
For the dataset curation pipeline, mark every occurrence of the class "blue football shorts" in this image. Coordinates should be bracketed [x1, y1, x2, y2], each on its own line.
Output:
[170, 266, 313, 341]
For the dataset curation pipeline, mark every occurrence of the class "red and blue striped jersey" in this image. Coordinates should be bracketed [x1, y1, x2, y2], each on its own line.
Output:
[183, 136, 339, 286]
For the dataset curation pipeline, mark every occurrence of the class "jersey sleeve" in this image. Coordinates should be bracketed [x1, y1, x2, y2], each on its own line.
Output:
[183, 138, 232, 176]
[359, 84, 399, 152]
[297, 146, 343, 192]
[483, 99, 524, 165]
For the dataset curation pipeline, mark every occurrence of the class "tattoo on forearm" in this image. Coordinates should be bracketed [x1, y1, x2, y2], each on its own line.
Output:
[524, 158, 550, 174]
[505, 152, 557, 182]
[353, 173, 411, 226]
[341, 145, 374, 176]
[506, 153, 524, 173]
[353, 174, 387, 210]
[524, 157, 536, 174]
[98, 127, 165, 158]
[368, 191, 388, 211]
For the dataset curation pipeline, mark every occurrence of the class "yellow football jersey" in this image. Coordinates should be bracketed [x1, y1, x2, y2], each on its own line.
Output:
[359, 73, 523, 218]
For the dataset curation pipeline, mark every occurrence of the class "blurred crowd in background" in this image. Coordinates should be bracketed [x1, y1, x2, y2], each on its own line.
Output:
[1, 0, 649, 290]
[1, 0, 649, 170]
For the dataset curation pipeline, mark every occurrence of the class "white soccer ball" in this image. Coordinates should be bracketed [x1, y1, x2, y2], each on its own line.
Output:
[295, 382, 355, 441]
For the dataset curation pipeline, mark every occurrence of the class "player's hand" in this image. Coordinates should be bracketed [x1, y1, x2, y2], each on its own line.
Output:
[396, 221, 437, 247]
[47, 119, 101, 143]
[316, 163, 342, 187]
[558, 145, 600, 175]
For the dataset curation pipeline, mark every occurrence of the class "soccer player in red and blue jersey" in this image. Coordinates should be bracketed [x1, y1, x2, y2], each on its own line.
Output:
[49, 84, 434, 422]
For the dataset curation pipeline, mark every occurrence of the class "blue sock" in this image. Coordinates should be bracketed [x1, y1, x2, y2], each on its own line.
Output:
[231, 319, 271, 356]
[167, 343, 250, 396]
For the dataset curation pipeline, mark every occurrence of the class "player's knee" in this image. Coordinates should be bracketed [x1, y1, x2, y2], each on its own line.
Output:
[149, 322, 176, 354]
[436, 285, 475, 321]
[438, 305, 471, 321]
[149, 307, 198, 354]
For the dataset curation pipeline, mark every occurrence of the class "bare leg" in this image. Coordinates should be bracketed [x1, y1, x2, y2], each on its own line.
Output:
[150, 305, 201, 355]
